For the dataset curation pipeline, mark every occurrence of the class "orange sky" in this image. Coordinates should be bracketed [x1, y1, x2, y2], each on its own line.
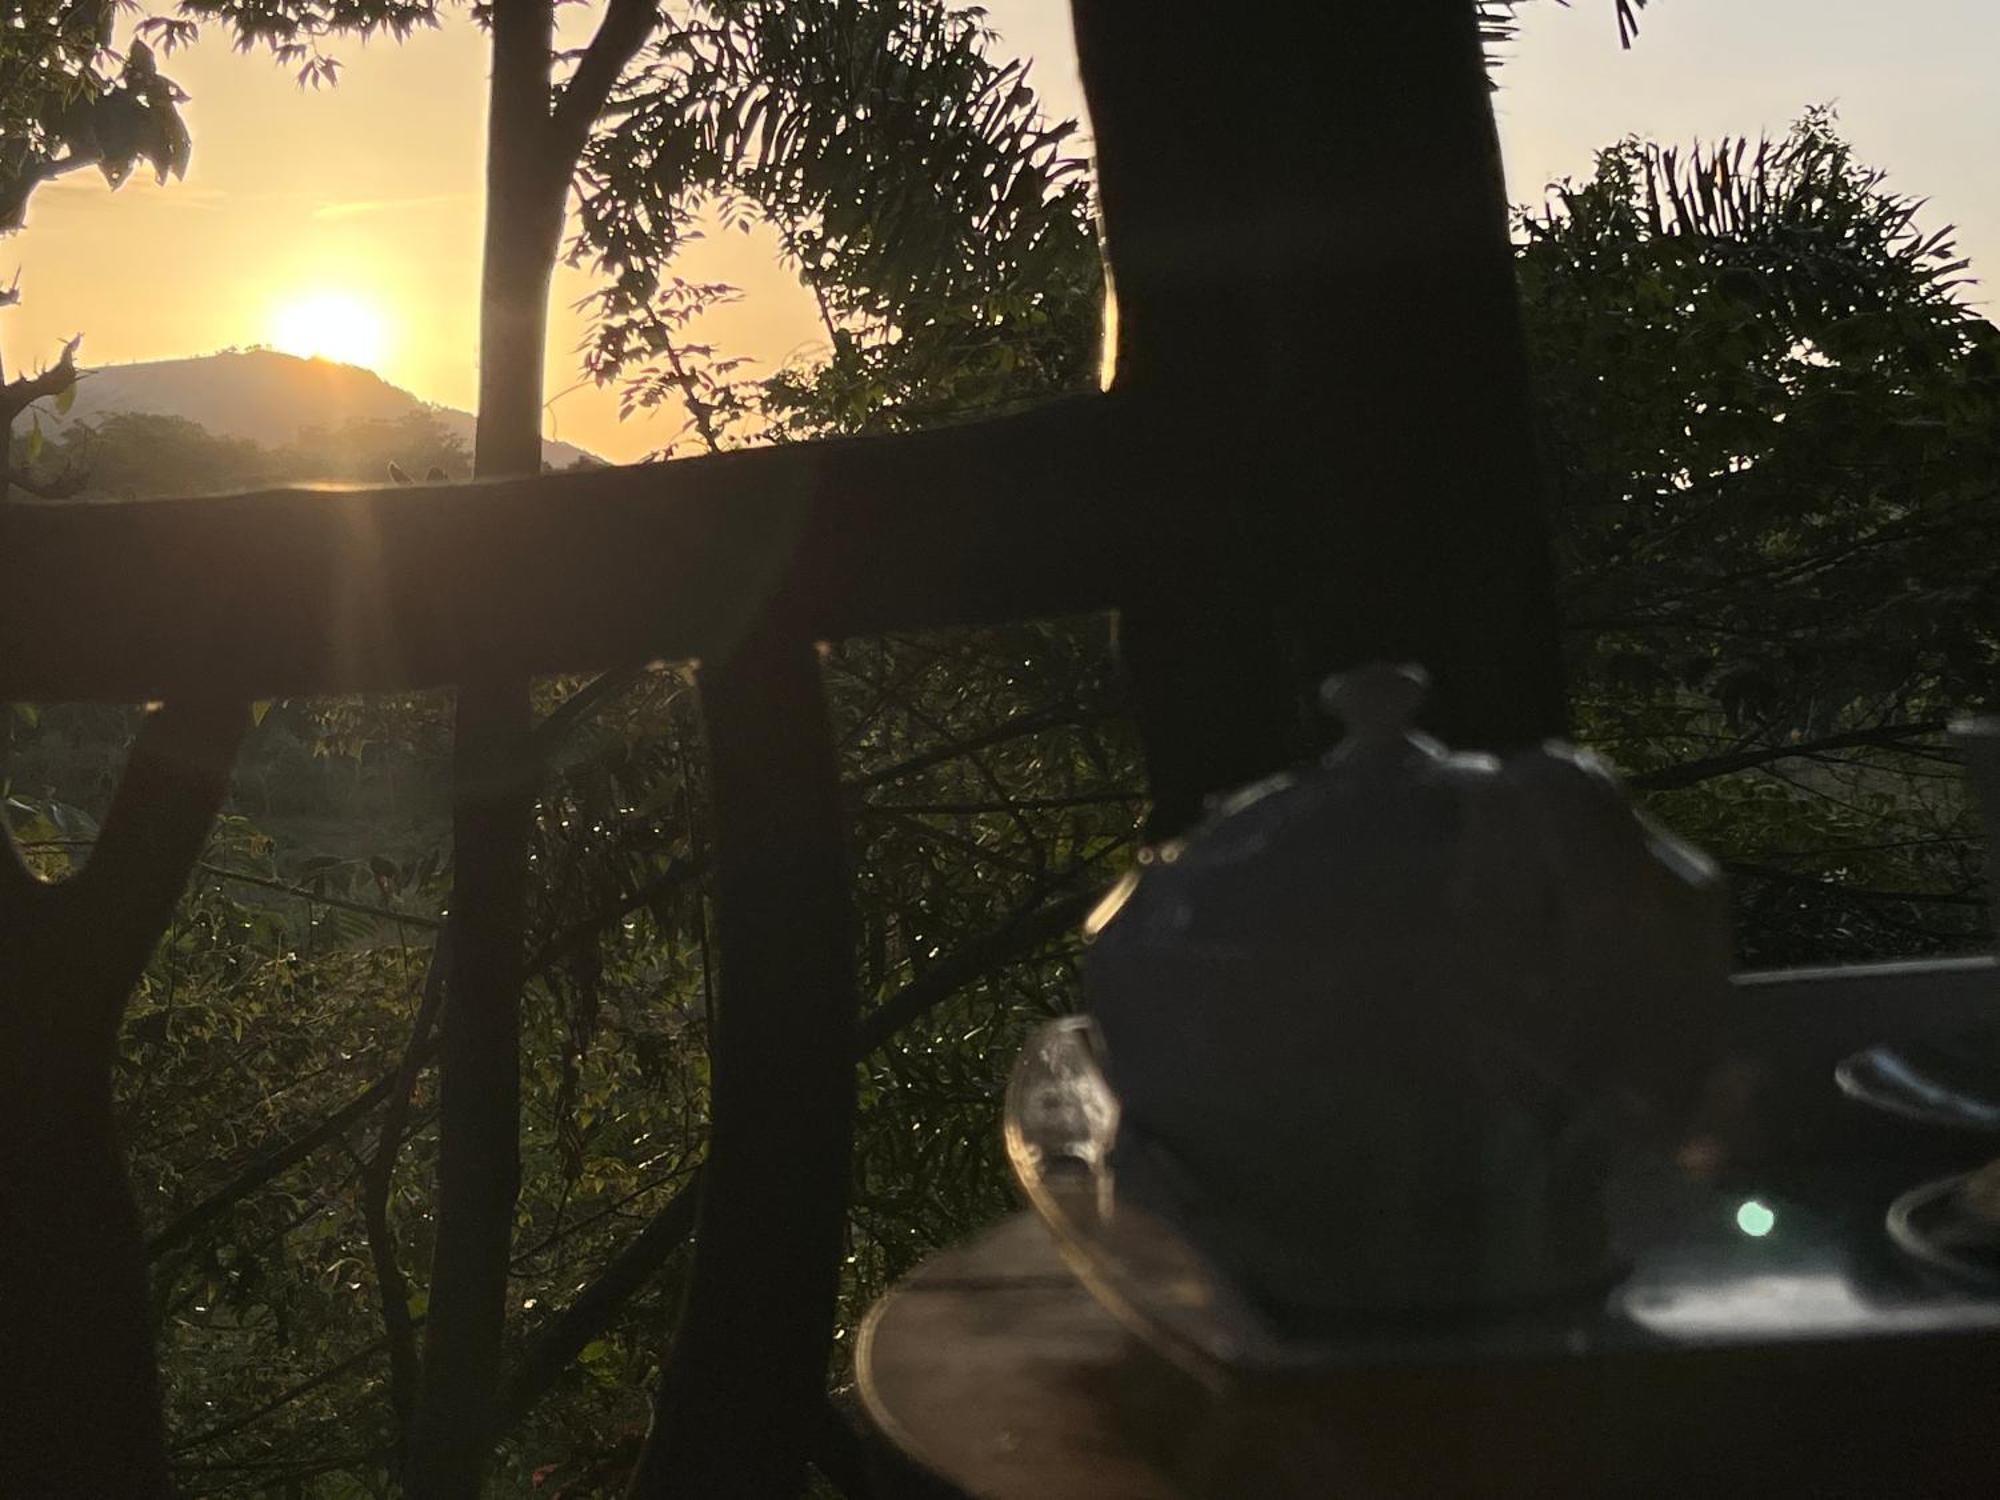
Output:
[4, 1, 1995, 464]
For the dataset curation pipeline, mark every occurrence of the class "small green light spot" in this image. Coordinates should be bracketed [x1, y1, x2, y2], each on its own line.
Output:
[1736, 1199, 1776, 1238]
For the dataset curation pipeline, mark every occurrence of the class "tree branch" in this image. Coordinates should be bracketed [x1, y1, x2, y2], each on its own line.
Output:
[495, 1168, 700, 1430]
[146, 1046, 427, 1259]
[0, 335, 80, 424]
[1627, 721, 1949, 792]
[19, 846, 447, 929]
[525, 853, 705, 977]
[847, 706, 1105, 791]
[858, 791, 1144, 817]
[496, 879, 1097, 1428]
[857, 884, 1096, 1055]
[146, 861, 693, 1263]
[202, 861, 444, 927]
[170, 1338, 394, 1456]
[510, 1161, 697, 1271]
[361, 933, 451, 1455]
[547, 0, 660, 179]
[529, 663, 650, 759]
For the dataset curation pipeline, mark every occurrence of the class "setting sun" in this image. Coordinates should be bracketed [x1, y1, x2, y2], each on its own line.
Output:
[269, 290, 390, 370]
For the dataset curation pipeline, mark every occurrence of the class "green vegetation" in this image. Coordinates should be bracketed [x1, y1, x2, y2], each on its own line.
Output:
[1525, 109, 1998, 963]
[6, 406, 470, 499]
[3, 4, 193, 499]
[3, 2, 1995, 1487]
[0, 2, 189, 232]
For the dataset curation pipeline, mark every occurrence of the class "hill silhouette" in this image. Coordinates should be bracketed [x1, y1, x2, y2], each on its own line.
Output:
[58, 349, 597, 471]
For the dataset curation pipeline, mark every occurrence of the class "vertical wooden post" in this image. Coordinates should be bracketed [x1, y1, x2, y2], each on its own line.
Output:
[410, 682, 536, 1498]
[0, 700, 243, 1496]
[629, 619, 858, 1498]
[1072, 0, 1566, 833]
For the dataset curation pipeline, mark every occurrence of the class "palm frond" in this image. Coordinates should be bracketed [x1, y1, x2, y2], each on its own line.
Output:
[1481, 0, 1648, 68]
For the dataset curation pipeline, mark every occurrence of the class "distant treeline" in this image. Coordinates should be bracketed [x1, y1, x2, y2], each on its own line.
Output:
[9, 408, 494, 500]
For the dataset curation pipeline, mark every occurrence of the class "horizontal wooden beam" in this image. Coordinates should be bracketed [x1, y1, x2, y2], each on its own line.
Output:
[0, 395, 1140, 702]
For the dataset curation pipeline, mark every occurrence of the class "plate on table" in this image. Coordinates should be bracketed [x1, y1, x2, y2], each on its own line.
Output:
[1001, 1016, 1618, 1383]
[1888, 1163, 2000, 1289]
[1002, 1014, 1287, 1383]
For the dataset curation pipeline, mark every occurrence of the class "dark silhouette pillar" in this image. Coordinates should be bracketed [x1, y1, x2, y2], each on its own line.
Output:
[1072, 0, 1567, 835]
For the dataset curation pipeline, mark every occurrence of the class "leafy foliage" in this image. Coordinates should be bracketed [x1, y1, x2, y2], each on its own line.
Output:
[574, 0, 1100, 447]
[1480, 0, 1649, 58]
[3, 5, 191, 504]
[1521, 109, 2000, 961]
[0, 4, 191, 230]
[173, 0, 439, 86]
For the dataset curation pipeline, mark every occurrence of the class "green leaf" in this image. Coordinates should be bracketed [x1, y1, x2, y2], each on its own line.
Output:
[54, 382, 76, 416]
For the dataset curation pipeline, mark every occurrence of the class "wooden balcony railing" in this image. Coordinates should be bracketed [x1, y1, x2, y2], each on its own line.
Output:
[0, 397, 1132, 705]
[12, 5, 1975, 1497]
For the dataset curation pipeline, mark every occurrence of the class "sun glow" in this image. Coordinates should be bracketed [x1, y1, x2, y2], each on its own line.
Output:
[270, 291, 390, 370]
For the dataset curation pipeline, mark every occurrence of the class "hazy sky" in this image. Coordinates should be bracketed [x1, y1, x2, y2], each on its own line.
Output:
[5, 1, 1996, 463]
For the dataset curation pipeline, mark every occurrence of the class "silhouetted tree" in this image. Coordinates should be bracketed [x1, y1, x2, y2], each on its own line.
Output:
[1, 7, 191, 497]
[1522, 111, 2000, 963]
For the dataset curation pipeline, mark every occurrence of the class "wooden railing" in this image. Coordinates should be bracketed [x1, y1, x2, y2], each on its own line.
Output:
[0, 398, 1132, 704]
[0, 5, 1723, 1496]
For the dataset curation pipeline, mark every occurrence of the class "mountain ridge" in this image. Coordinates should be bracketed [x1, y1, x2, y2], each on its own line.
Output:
[56, 349, 599, 471]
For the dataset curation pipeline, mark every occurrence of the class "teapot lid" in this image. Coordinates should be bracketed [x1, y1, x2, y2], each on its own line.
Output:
[1084, 660, 1730, 1111]
[1087, 663, 1513, 953]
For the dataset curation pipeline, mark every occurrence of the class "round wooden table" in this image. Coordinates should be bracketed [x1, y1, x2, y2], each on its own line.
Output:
[856, 1211, 1181, 1499]
[858, 1195, 2000, 1499]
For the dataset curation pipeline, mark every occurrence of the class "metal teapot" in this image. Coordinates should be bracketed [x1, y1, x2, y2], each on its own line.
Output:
[1082, 663, 1732, 1322]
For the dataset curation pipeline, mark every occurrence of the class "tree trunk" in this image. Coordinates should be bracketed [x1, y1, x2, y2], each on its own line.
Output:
[0, 701, 242, 1496]
[1072, 0, 1566, 827]
[407, 0, 563, 1491]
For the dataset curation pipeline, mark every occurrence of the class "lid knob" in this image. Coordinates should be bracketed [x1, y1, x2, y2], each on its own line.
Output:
[1320, 662, 1429, 743]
